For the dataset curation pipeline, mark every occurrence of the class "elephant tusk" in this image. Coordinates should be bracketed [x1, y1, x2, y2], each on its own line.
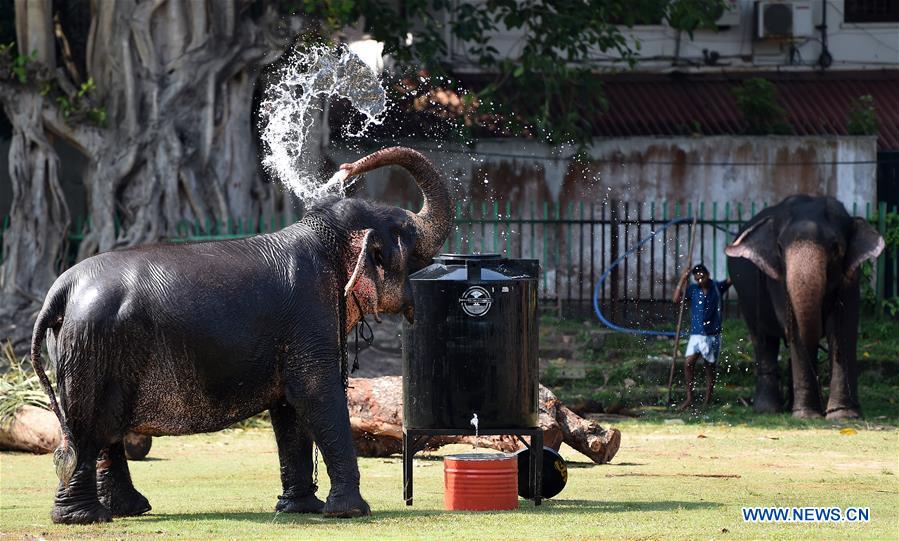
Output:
[345, 230, 375, 297]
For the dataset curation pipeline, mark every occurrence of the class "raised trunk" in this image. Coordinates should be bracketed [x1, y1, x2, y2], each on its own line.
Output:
[784, 241, 826, 416]
[342, 147, 453, 263]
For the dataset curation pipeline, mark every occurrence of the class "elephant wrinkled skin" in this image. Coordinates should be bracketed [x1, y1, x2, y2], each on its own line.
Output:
[725, 195, 884, 419]
[30, 147, 453, 524]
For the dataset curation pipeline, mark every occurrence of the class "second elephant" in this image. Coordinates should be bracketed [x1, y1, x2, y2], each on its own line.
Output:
[725, 195, 884, 419]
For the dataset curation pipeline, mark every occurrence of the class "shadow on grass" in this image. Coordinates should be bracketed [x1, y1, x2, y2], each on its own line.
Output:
[133, 499, 720, 525]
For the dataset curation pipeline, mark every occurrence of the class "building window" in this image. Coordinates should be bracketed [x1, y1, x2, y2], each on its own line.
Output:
[844, 0, 899, 23]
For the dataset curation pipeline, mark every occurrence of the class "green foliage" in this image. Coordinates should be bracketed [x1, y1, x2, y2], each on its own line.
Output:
[732, 77, 792, 135]
[667, 0, 728, 38]
[0, 43, 37, 84]
[859, 210, 898, 313]
[0, 41, 107, 126]
[0, 342, 52, 427]
[847, 94, 877, 136]
[296, 0, 726, 145]
[53, 77, 106, 125]
[884, 210, 899, 246]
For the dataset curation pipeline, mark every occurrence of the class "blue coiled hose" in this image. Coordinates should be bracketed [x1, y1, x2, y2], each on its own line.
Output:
[591, 217, 737, 337]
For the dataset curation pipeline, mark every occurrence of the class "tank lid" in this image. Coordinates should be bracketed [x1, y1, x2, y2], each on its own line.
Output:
[444, 452, 515, 461]
[433, 253, 502, 265]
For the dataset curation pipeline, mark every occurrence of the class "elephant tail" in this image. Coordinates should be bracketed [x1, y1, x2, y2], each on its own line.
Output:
[31, 288, 77, 485]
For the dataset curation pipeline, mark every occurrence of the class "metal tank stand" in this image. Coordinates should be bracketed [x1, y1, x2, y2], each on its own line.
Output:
[402, 427, 543, 506]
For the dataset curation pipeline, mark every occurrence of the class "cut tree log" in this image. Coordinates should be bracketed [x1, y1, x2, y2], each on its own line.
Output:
[0, 405, 61, 453]
[0, 405, 152, 459]
[0, 378, 620, 465]
[347, 376, 621, 464]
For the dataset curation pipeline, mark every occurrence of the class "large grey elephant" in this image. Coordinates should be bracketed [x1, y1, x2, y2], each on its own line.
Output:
[725, 195, 884, 419]
[30, 146, 452, 524]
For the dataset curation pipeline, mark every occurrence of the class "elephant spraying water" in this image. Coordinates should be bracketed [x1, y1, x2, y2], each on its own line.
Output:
[30, 147, 453, 524]
[725, 195, 884, 419]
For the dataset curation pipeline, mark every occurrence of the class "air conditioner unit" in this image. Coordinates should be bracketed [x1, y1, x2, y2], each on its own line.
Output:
[755, 1, 814, 39]
[716, 0, 741, 26]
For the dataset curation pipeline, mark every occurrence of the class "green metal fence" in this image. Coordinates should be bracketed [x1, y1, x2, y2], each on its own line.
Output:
[2, 200, 896, 319]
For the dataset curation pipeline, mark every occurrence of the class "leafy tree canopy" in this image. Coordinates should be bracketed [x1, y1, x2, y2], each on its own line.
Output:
[294, 0, 728, 144]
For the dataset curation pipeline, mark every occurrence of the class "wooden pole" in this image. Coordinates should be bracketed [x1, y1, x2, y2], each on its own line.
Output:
[667, 216, 698, 405]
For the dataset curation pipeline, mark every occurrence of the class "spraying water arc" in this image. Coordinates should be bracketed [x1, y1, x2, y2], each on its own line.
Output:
[259, 44, 387, 203]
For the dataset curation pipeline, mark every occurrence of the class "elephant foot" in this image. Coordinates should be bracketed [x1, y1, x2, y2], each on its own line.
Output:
[52, 500, 113, 524]
[753, 387, 782, 413]
[276, 493, 325, 514]
[100, 488, 151, 517]
[792, 408, 823, 419]
[323, 485, 371, 518]
[825, 407, 861, 420]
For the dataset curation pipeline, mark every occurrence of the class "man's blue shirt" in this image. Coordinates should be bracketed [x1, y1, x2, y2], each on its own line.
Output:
[686, 280, 729, 336]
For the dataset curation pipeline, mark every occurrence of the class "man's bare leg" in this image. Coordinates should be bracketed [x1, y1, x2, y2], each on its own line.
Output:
[702, 361, 717, 406]
[678, 354, 701, 411]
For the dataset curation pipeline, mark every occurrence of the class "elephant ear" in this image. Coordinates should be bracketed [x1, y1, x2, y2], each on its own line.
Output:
[724, 216, 782, 281]
[344, 229, 384, 319]
[844, 217, 885, 282]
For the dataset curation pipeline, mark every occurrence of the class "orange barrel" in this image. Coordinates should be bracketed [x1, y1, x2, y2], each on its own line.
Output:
[443, 453, 519, 511]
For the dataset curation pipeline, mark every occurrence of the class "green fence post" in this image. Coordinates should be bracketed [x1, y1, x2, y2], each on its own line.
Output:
[877, 201, 887, 313]
[893, 205, 898, 302]
[712, 201, 718, 278]
[492, 200, 499, 253]
[529, 201, 535, 261]
[543, 201, 549, 294]
[454, 202, 462, 252]
[505, 200, 512, 256]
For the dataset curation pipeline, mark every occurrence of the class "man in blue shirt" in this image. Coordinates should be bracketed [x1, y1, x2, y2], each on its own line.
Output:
[673, 263, 732, 410]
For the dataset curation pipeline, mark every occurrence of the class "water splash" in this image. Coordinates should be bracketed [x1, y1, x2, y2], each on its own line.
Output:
[259, 44, 387, 202]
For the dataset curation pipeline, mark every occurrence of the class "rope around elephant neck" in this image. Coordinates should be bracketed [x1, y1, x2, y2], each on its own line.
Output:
[350, 292, 375, 377]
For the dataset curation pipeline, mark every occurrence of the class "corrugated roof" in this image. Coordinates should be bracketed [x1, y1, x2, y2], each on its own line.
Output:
[595, 71, 899, 150]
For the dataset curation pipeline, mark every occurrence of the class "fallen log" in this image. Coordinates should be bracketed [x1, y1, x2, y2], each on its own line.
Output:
[347, 376, 621, 464]
[0, 405, 152, 459]
[0, 405, 61, 453]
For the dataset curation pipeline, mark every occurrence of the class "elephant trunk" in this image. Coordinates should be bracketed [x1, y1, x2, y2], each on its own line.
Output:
[785, 241, 826, 352]
[784, 241, 826, 415]
[340, 147, 452, 263]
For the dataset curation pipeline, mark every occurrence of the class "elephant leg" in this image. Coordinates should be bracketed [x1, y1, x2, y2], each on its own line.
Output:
[286, 370, 370, 519]
[96, 441, 151, 517]
[270, 401, 325, 513]
[752, 333, 783, 413]
[825, 282, 862, 419]
[52, 437, 111, 524]
[789, 341, 824, 418]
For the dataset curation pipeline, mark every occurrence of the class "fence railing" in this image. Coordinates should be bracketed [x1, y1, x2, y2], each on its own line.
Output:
[2, 200, 897, 322]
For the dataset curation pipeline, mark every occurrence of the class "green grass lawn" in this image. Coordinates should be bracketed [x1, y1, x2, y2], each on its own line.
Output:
[2, 423, 896, 540]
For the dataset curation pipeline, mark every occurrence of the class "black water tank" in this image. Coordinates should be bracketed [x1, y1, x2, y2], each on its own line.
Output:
[403, 254, 539, 429]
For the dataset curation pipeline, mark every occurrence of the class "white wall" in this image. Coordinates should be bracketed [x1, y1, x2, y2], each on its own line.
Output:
[443, 0, 899, 73]
[326, 135, 879, 299]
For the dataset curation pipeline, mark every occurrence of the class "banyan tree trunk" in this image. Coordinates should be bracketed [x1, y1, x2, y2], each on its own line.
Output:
[347, 377, 622, 464]
[0, 1, 305, 350]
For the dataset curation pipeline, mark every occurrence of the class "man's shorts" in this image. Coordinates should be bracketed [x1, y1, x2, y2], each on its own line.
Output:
[685, 334, 720, 364]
